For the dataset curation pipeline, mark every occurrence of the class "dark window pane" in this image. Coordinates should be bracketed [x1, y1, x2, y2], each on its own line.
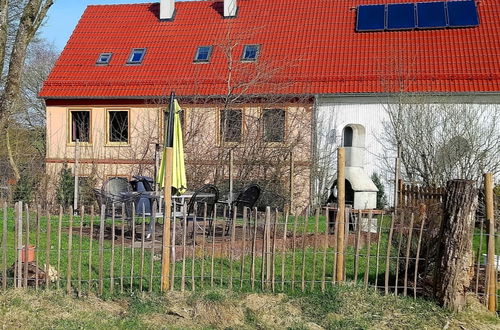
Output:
[242, 45, 259, 61]
[220, 109, 242, 142]
[97, 53, 112, 64]
[71, 111, 90, 142]
[128, 48, 145, 64]
[343, 126, 353, 147]
[195, 46, 212, 62]
[109, 111, 129, 143]
[263, 109, 285, 142]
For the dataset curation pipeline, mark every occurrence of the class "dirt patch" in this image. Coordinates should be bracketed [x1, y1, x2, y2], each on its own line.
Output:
[68, 222, 378, 262]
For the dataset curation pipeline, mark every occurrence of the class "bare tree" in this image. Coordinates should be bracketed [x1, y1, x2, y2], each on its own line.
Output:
[381, 95, 500, 185]
[0, 0, 54, 183]
[0, 0, 54, 121]
[311, 106, 339, 205]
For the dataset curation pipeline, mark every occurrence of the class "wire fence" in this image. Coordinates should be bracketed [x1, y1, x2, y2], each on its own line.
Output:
[0, 200, 497, 310]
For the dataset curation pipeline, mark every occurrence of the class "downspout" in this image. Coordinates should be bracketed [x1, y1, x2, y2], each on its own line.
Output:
[310, 95, 319, 207]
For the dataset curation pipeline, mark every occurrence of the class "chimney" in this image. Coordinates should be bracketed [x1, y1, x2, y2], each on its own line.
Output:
[224, 0, 237, 18]
[160, 0, 175, 20]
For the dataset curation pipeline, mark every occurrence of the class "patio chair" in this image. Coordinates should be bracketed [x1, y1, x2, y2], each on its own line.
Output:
[225, 183, 261, 235]
[94, 177, 135, 218]
[129, 176, 155, 216]
[186, 184, 219, 237]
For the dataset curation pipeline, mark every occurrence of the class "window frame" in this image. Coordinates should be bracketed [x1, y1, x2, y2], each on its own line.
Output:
[262, 108, 286, 143]
[241, 44, 260, 62]
[193, 46, 213, 63]
[106, 109, 130, 145]
[126, 48, 146, 65]
[96, 52, 113, 65]
[219, 108, 244, 144]
[68, 109, 92, 144]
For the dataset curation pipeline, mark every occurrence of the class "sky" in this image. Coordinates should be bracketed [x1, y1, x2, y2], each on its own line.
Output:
[40, 1, 186, 52]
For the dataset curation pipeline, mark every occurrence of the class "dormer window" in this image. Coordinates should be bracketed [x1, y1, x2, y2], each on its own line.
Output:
[194, 46, 212, 62]
[241, 45, 260, 61]
[96, 53, 112, 65]
[127, 48, 146, 64]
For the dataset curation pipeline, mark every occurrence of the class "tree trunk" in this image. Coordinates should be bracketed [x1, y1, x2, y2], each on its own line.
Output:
[5, 122, 20, 180]
[0, 0, 54, 122]
[436, 179, 477, 311]
[0, 0, 8, 74]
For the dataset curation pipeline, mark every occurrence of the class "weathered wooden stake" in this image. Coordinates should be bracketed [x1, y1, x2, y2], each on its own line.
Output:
[336, 147, 345, 282]
[414, 204, 426, 299]
[384, 213, 395, 295]
[67, 208, 73, 294]
[2, 203, 8, 290]
[161, 147, 174, 292]
[98, 207, 105, 295]
[485, 173, 497, 312]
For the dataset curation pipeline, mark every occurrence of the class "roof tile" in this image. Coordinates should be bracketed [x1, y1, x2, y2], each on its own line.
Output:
[40, 0, 500, 98]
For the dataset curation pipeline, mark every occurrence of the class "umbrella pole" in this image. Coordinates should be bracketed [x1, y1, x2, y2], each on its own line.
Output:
[161, 147, 174, 291]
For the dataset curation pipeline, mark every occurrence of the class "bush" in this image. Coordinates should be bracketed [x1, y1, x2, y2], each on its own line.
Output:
[371, 172, 388, 210]
[56, 165, 74, 208]
[12, 170, 35, 202]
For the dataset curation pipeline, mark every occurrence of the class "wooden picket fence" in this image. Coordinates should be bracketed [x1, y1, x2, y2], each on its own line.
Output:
[398, 179, 446, 211]
[0, 200, 497, 310]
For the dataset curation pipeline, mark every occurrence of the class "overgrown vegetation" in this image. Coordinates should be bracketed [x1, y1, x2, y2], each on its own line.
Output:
[0, 286, 497, 329]
[371, 173, 387, 210]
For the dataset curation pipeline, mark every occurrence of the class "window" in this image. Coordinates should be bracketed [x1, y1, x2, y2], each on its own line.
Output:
[342, 126, 353, 147]
[108, 110, 129, 143]
[96, 53, 112, 65]
[241, 45, 260, 61]
[127, 48, 146, 64]
[220, 109, 242, 143]
[70, 110, 91, 142]
[263, 109, 285, 142]
[194, 46, 212, 62]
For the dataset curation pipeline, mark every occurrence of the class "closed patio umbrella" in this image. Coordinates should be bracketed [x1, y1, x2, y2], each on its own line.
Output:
[156, 98, 187, 194]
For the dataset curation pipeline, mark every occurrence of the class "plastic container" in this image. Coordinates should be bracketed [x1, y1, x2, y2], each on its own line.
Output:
[21, 245, 35, 263]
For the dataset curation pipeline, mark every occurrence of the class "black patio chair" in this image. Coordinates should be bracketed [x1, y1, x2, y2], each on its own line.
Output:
[225, 183, 261, 235]
[186, 184, 219, 237]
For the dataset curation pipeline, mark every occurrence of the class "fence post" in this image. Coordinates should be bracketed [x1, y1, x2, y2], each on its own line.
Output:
[229, 149, 234, 203]
[485, 173, 497, 312]
[436, 180, 477, 311]
[336, 147, 345, 282]
[161, 147, 174, 291]
[16, 201, 23, 288]
[289, 151, 294, 211]
[394, 144, 401, 209]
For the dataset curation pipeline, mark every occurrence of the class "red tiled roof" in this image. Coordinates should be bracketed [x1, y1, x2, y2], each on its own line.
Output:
[40, 0, 500, 99]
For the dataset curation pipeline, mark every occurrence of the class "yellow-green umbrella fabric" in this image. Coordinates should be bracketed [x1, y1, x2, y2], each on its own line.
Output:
[156, 99, 187, 194]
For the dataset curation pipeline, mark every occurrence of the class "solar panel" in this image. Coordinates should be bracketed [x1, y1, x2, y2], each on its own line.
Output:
[387, 3, 416, 30]
[416, 2, 447, 29]
[447, 1, 479, 27]
[357, 5, 386, 31]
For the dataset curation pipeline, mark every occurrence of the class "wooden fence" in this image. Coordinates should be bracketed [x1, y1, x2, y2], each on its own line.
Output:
[0, 200, 497, 310]
[398, 180, 446, 211]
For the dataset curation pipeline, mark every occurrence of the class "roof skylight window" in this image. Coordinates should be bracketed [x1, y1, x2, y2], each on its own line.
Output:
[96, 53, 112, 65]
[194, 46, 212, 62]
[241, 45, 260, 61]
[127, 48, 146, 64]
